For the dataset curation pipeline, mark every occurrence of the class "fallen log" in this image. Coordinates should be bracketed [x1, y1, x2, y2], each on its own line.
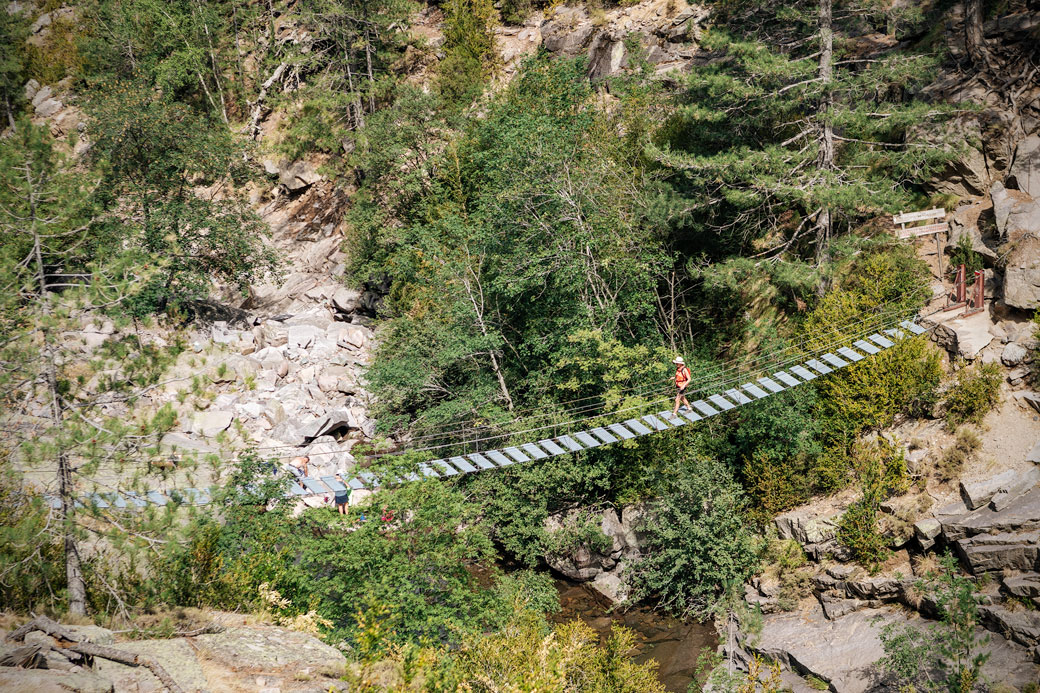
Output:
[6, 616, 183, 693]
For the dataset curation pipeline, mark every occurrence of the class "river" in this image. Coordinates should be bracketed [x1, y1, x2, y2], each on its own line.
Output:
[551, 578, 717, 693]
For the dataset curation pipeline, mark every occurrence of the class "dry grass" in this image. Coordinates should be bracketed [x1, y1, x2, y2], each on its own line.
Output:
[938, 427, 982, 481]
[911, 552, 940, 578]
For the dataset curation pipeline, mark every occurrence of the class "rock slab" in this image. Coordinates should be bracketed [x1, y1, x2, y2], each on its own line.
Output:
[748, 605, 1040, 693]
[0, 668, 114, 693]
[194, 626, 346, 674]
[95, 637, 208, 693]
[1010, 134, 1040, 202]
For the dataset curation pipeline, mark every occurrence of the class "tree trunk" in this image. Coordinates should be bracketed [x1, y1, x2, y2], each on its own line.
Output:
[964, 0, 989, 67]
[5, 93, 14, 131]
[245, 61, 287, 140]
[59, 447, 87, 616]
[365, 31, 376, 113]
[815, 0, 835, 268]
[8, 617, 183, 693]
[461, 271, 514, 411]
[30, 173, 87, 617]
[345, 56, 364, 130]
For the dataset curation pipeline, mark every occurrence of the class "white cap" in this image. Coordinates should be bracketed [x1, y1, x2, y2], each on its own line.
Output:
[673, 356, 684, 364]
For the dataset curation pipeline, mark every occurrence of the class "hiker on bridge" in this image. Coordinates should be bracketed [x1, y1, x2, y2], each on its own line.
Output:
[672, 356, 691, 416]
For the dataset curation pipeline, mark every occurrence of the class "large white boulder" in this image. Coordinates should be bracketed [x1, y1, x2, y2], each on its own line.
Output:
[192, 410, 234, 438]
[331, 323, 369, 350]
[992, 181, 1040, 244]
[277, 160, 323, 191]
[931, 310, 996, 359]
[287, 324, 323, 349]
[331, 287, 361, 314]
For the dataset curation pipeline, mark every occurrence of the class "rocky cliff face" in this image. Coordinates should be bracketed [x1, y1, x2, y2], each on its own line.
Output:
[728, 460, 1040, 692]
[10, 10, 383, 501]
[729, 397, 1040, 692]
[919, 7, 1040, 312]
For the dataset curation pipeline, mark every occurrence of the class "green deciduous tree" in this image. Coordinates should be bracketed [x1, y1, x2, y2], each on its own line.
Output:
[170, 456, 545, 650]
[358, 56, 668, 436]
[85, 80, 278, 314]
[297, 481, 502, 646]
[630, 458, 758, 618]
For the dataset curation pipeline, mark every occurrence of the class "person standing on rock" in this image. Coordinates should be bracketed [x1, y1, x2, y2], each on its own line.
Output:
[672, 356, 692, 416]
[333, 474, 350, 514]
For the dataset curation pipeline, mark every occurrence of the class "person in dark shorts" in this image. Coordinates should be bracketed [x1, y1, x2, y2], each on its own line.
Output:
[333, 474, 350, 514]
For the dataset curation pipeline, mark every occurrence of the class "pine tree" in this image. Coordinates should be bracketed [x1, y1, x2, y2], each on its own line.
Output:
[439, 0, 499, 104]
[0, 122, 191, 615]
[0, 8, 28, 130]
[278, 0, 416, 153]
[651, 0, 958, 269]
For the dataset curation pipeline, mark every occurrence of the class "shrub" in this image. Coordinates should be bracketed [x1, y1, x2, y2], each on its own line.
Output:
[500, 0, 535, 24]
[943, 362, 1001, 428]
[0, 471, 65, 612]
[700, 653, 783, 693]
[24, 17, 82, 85]
[544, 510, 612, 560]
[878, 554, 990, 693]
[743, 452, 803, 527]
[439, 0, 498, 104]
[836, 439, 909, 572]
[630, 458, 758, 618]
[813, 337, 942, 490]
[737, 386, 820, 524]
[806, 675, 830, 691]
[345, 602, 667, 692]
[947, 235, 985, 280]
[837, 500, 890, 574]
[758, 536, 813, 611]
[803, 245, 939, 490]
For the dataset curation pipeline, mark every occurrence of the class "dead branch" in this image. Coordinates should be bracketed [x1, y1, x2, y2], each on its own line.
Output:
[6, 616, 183, 693]
[244, 62, 288, 141]
[0, 643, 46, 668]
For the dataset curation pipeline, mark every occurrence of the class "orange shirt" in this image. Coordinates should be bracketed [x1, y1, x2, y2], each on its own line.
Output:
[675, 366, 691, 387]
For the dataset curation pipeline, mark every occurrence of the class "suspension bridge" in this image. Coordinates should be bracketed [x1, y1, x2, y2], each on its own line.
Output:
[56, 314, 931, 510]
